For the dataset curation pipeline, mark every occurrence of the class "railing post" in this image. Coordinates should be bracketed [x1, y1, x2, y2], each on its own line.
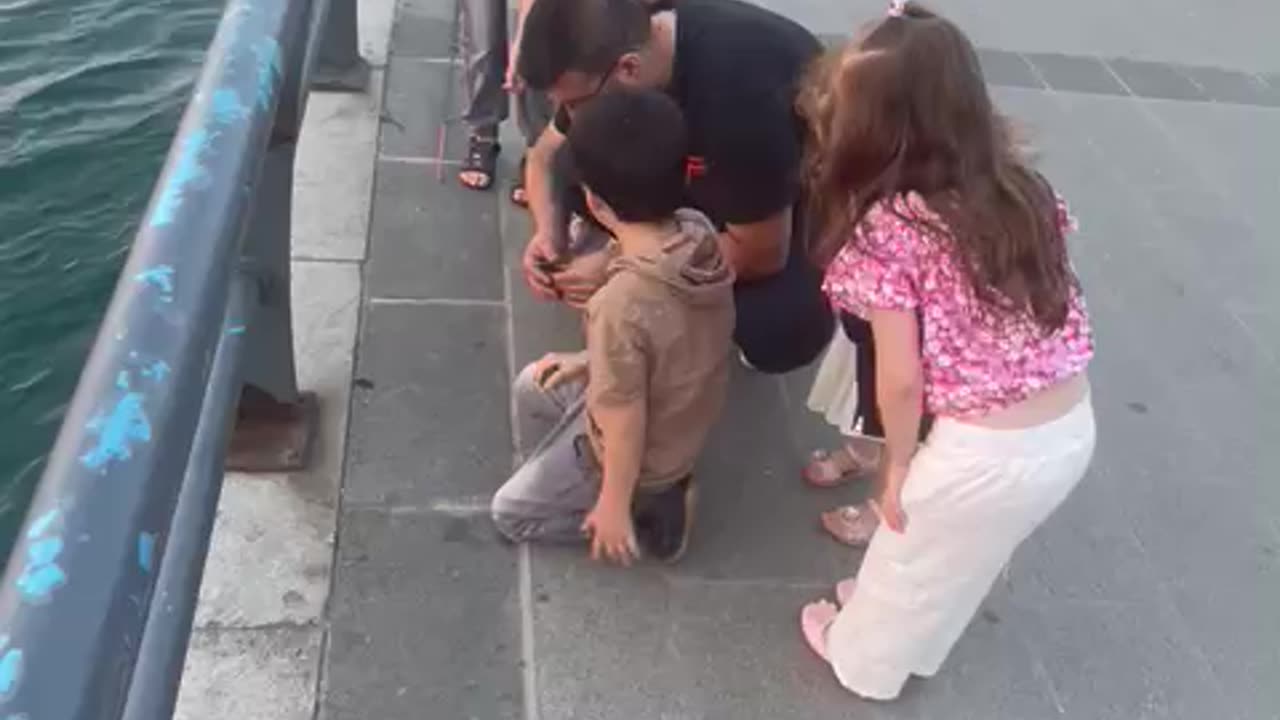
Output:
[311, 0, 370, 92]
[227, 4, 319, 473]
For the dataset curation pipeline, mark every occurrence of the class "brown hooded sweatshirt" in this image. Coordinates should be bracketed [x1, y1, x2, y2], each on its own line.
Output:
[585, 209, 736, 490]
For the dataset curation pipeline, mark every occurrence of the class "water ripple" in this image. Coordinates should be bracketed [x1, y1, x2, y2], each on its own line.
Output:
[0, 0, 221, 550]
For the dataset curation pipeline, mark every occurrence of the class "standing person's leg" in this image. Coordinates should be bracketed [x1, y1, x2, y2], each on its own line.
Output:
[458, 0, 509, 190]
[492, 365, 600, 542]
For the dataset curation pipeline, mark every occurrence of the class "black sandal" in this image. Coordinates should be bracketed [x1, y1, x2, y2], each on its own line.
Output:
[459, 133, 500, 191]
[510, 154, 529, 207]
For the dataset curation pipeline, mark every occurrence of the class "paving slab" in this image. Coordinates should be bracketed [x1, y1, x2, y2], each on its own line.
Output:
[976, 48, 1046, 90]
[175, 626, 323, 720]
[1024, 52, 1130, 97]
[380, 57, 469, 161]
[345, 302, 512, 507]
[1104, 57, 1210, 102]
[366, 158, 504, 301]
[530, 548, 1062, 720]
[389, 6, 455, 59]
[1177, 65, 1278, 106]
[323, 509, 522, 720]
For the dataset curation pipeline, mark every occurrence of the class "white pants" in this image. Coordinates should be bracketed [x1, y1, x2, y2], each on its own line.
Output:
[826, 395, 1097, 700]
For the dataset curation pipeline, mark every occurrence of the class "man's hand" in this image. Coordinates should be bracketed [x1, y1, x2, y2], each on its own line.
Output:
[582, 495, 638, 566]
[532, 351, 588, 390]
[550, 249, 611, 309]
[522, 233, 560, 300]
[871, 462, 910, 533]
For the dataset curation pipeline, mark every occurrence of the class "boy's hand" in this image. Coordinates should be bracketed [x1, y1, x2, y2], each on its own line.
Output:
[581, 496, 638, 566]
[533, 351, 588, 390]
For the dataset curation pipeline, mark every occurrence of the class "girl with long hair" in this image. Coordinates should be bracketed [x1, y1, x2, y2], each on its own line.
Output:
[795, 2, 1096, 700]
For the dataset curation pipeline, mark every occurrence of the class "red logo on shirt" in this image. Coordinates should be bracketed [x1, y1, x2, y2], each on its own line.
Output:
[684, 155, 707, 184]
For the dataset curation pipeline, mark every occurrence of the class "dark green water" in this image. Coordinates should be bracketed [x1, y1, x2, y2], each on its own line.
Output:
[0, 0, 221, 553]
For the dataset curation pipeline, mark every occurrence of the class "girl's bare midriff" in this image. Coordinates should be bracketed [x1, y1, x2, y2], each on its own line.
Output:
[964, 373, 1090, 430]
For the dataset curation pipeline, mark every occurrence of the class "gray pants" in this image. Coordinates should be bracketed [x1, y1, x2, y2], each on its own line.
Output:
[491, 364, 600, 542]
[461, 0, 553, 143]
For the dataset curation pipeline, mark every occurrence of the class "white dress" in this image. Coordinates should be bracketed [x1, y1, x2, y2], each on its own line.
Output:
[805, 325, 861, 437]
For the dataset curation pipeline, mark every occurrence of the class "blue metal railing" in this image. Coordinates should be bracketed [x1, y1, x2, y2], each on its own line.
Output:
[0, 0, 365, 716]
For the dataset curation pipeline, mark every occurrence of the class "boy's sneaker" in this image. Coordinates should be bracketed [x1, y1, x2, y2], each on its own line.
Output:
[633, 475, 697, 563]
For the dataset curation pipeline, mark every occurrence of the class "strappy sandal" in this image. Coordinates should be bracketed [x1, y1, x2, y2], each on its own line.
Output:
[800, 600, 838, 661]
[458, 133, 500, 191]
[510, 154, 528, 207]
[820, 502, 881, 547]
[803, 441, 880, 488]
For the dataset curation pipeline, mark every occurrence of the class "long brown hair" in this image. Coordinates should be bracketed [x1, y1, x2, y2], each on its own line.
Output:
[798, 2, 1074, 330]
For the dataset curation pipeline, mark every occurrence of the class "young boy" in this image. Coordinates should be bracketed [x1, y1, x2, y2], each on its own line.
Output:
[490, 89, 735, 564]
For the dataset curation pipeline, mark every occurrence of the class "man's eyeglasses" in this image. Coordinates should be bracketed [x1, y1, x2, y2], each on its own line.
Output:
[560, 58, 622, 114]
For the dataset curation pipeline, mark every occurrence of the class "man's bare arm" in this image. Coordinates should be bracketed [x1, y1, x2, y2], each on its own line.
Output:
[718, 206, 792, 281]
[526, 123, 569, 243]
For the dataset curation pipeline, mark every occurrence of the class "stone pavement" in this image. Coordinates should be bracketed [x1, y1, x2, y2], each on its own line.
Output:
[177, 0, 1279, 718]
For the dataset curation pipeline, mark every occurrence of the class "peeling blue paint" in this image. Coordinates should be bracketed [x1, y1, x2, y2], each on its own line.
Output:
[0, 637, 22, 702]
[25, 509, 59, 540]
[253, 38, 281, 110]
[134, 265, 175, 294]
[80, 392, 152, 471]
[212, 88, 249, 125]
[138, 532, 156, 573]
[116, 370, 131, 390]
[141, 360, 171, 382]
[16, 536, 66, 604]
[226, 324, 246, 336]
[149, 128, 211, 228]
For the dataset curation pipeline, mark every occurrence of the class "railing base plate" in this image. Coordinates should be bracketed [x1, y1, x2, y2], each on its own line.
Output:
[226, 391, 319, 472]
[311, 60, 371, 93]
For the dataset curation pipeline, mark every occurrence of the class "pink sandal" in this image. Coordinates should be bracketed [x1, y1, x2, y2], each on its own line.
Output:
[800, 600, 837, 660]
[802, 442, 879, 488]
[820, 502, 881, 547]
[800, 580, 858, 661]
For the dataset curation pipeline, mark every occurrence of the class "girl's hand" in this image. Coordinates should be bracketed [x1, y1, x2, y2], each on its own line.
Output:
[872, 462, 910, 533]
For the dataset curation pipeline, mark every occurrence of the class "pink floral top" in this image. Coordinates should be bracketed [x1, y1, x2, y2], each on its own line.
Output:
[823, 193, 1093, 419]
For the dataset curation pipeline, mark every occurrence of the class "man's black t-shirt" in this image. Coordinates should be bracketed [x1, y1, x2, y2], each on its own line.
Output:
[556, 0, 821, 229]
[555, 0, 833, 374]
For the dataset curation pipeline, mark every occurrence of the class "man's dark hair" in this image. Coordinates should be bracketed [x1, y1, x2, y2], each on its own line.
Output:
[517, 0, 652, 89]
[567, 89, 687, 223]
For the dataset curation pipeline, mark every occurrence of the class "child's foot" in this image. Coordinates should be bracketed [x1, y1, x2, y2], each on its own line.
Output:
[820, 502, 880, 547]
[836, 578, 857, 607]
[633, 476, 697, 563]
[803, 440, 880, 487]
[800, 599, 838, 661]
